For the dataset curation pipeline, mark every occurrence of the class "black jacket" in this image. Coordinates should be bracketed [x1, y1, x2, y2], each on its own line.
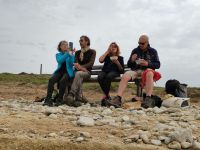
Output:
[127, 46, 160, 71]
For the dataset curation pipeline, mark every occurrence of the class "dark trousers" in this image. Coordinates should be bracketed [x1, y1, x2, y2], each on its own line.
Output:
[46, 72, 70, 99]
[98, 71, 120, 97]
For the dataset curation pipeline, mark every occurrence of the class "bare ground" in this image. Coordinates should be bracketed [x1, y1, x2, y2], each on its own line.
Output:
[0, 83, 200, 150]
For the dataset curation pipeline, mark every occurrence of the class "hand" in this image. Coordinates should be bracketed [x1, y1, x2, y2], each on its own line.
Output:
[139, 59, 148, 66]
[111, 59, 119, 65]
[74, 63, 81, 70]
[131, 54, 138, 62]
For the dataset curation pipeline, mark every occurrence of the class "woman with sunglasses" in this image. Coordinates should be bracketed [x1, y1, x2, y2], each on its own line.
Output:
[98, 42, 124, 106]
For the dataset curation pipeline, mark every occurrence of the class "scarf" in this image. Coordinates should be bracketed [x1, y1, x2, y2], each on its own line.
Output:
[80, 47, 90, 61]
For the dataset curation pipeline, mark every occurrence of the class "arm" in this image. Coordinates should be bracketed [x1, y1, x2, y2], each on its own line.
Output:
[112, 57, 124, 73]
[56, 52, 69, 64]
[127, 49, 137, 68]
[99, 50, 109, 63]
[148, 50, 160, 69]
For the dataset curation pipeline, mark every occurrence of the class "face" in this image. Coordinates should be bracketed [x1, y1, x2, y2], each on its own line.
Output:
[79, 37, 88, 48]
[60, 42, 68, 52]
[110, 43, 118, 55]
[138, 37, 148, 51]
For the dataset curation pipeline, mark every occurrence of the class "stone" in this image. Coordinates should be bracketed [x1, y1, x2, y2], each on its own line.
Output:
[49, 114, 58, 119]
[181, 142, 192, 149]
[122, 115, 130, 122]
[48, 132, 58, 137]
[168, 141, 181, 149]
[77, 116, 95, 127]
[194, 113, 200, 120]
[102, 108, 112, 115]
[193, 141, 200, 150]
[140, 133, 149, 144]
[45, 107, 63, 115]
[76, 137, 84, 142]
[127, 134, 140, 142]
[151, 139, 162, 146]
[169, 128, 193, 143]
[80, 132, 91, 138]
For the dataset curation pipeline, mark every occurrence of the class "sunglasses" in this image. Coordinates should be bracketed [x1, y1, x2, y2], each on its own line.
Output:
[138, 42, 146, 45]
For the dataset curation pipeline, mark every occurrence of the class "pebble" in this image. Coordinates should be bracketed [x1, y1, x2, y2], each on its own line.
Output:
[168, 141, 181, 149]
[181, 141, 192, 149]
[122, 115, 130, 122]
[102, 108, 112, 115]
[77, 116, 95, 126]
[193, 141, 200, 150]
[48, 132, 58, 137]
[76, 137, 84, 142]
[151, 139, 162, 146]
[80, 132, 91, 138]
[49, 114, 58, 119]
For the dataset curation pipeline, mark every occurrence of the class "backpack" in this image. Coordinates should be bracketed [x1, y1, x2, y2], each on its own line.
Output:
[165, 79, 187, 97]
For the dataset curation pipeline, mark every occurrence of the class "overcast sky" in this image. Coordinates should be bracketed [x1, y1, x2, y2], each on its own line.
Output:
[0, 0, 200, 87]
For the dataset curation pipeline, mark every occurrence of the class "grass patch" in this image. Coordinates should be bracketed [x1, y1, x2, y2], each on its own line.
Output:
[0, 73, 50, 85]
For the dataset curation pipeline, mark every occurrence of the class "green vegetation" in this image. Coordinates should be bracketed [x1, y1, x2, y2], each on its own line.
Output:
[0, 73, 199, 98]
[0, 73, 50, 85]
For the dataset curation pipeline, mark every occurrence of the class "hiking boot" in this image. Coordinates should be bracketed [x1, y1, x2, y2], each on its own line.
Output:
[54, 98, 63, 106]
[72, 101, 82, 107]
[107, 96, 122, 108]
[63, 93, 75, 106]
[141, 96, 155, 109]
[76, 96, 88, 104]
[101, 96, 111, 107]
[43, 98, 53, 107]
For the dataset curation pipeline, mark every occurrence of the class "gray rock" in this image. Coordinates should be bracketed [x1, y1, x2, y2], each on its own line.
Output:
[193, 141, 200, 150]
[77, 116, 95, 126]
[49, 114, 58, 119]
[168, 141, 181, 149]
[102, 108, 112, 115]
[181, 142, 192, 149]
[151, 139, 162, 146]
[122, 115, 130, 122]
[153, 123, 172, 131]
[48, 132, 58, 137]
[76, 137, 84, 142]
[45, 107, 63, 115]
[194, 113, 200, 120]
[140, 133, 149, 144]
[152, 107, 163, 114]
[80, 132, 91, 138]
[169, 128, 193, 143]
[126, 134, 139, 142]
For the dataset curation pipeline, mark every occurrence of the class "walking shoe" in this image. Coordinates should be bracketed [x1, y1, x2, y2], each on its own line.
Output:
[72, 101, 82, 107]
[43, 98, 53, 107]
[107, 96, 122, 108]
[63, 93, 75, 106]
[75, 96, 88, 104]
[54, 98, 63, 106]
[101, 96, 111, 107]
[141, 96, 155, 109]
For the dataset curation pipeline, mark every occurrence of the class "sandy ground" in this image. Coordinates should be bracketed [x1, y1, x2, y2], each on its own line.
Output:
[0, 83, 199, 150]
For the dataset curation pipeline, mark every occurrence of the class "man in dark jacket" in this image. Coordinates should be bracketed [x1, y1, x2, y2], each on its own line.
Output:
[108, 35, 161, 108]
[63, 35, 96, 107]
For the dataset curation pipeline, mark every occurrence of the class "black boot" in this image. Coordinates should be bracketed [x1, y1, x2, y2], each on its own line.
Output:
[54, 98, 63, 106]
[43, 98, 53, 107]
